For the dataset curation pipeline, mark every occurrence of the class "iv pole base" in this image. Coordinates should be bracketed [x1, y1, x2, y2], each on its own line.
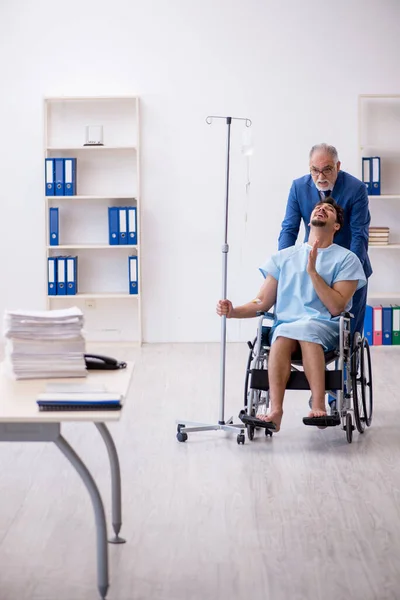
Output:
[176, 419, 245, 443]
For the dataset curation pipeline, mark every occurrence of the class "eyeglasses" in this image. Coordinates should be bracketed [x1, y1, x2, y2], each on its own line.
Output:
[310, 166, 335, 177]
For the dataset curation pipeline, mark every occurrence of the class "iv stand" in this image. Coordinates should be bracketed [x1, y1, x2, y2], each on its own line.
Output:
[176, 115, 252, 443]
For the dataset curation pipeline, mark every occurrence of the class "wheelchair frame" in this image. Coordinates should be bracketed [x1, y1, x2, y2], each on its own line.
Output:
[240, 311, 373, 444]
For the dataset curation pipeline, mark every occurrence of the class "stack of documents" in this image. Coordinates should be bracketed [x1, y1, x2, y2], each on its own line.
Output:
[369, 227, 389, 245]
[3, 307, 87, 379]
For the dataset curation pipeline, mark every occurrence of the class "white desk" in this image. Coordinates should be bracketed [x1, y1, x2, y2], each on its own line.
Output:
[0, 362, 134, 599]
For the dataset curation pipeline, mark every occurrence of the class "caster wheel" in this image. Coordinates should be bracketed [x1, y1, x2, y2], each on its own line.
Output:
[265, 428, 273, 437]
[177, 431, 188, 442]
[345, 412, 353, 444]
[237, 433, 245, 445]
[247, 425, 255, 441]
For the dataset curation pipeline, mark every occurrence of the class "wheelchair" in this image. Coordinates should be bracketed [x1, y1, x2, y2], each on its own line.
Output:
[239, 311, 373, 444]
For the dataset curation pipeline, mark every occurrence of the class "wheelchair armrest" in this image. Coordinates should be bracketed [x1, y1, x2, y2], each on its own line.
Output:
[256, 311, 275, 320]
[341, 311, 354, 319]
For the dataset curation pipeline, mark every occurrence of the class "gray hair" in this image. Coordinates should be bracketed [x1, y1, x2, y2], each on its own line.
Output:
[309, 143, 339, 163]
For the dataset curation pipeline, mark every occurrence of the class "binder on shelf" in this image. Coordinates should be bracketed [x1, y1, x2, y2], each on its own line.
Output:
[47, 257, 57, 296]
[364, 305, 373, 346]
[362, 157, 371, 194]
[372, 305, 382, 345]
[127, 207, 137, 245]
[45, 158, 55, 196]
[382, 306, 392, 345]
[371, 156, 381, 195]
[49, 207, 59, 246]
[108, 207, 119, 245]
[54, 158, 65, 196]
[66, 256, 78, 295]
[119, 207, 128, 245]
[392, 305, 400, 345]
[64, 158, 77, 196]
[128, 256, 138, 295]
[56, 256, 67, 295]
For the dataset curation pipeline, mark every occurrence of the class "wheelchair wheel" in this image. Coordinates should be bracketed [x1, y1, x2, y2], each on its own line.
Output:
[352, 332, 366, 434]
[361, 337, 373, 427]
[346, 412, 353, 443]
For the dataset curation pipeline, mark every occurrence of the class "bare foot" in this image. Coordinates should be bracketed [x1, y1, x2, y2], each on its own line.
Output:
[256, 410, 283, 432]
[308, 407, 327, 429]
[308, 408, 327, 418]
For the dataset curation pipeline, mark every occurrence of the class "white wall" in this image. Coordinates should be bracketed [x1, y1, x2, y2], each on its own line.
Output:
[1, 0, 400, 342]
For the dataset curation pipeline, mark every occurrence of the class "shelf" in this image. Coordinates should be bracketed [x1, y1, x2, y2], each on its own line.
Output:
[45, 195, 136, 201]
[368, 244, 400, 249]
[359, 94, 400, 99]
[369, 344, 400, 348]
[368, 293, 400, 299]
[45, 95, 138, 101]
[368, 195, 400, 199]
[48, 293, 139, 299]
[46, 146, 136, 151]
[47, 244, 138, 250]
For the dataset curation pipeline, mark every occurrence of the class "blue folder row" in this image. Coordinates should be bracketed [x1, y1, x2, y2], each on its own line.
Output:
[362, 157, 380, 195]
[48, 256, 138, 296]
[45, 158, 77, 196]
[49, 206, 138, 247]
[108, 207, 137, 245]
[48, 256, 78, 295]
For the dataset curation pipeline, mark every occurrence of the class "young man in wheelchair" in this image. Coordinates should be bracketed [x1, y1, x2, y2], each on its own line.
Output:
[216, 198, 366, 432]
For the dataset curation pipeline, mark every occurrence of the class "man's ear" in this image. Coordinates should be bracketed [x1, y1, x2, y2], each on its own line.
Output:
[334, 223, 340, 232]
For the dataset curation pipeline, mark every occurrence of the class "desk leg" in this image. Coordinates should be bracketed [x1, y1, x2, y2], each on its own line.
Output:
[54, 435, 109, 600]
[95, 423, 126, 544]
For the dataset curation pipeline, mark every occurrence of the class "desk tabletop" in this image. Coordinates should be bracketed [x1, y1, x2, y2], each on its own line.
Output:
[0, 362, 134, 423]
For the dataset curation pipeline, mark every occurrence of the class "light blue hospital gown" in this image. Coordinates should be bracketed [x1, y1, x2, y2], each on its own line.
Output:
[260, 243, 367, 351]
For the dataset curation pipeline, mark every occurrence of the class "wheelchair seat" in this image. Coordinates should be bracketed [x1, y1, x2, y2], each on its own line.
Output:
[260, 324, 339, 365]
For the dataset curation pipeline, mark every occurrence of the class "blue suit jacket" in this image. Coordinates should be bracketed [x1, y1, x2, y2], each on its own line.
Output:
[278, 170, 372, 278]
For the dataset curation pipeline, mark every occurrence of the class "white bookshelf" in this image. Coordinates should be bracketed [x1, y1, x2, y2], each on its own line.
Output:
[44, 96, 142, 344]
[359, 94, 400, 305]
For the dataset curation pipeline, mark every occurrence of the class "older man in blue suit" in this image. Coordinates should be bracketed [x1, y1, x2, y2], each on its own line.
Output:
[278, 143, 372, 339]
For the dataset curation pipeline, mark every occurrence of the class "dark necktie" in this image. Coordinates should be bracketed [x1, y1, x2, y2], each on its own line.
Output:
[322, 190, 331, 199]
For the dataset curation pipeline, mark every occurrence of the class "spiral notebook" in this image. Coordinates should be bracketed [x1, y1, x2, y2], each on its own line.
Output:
[37, 391, 123, 411]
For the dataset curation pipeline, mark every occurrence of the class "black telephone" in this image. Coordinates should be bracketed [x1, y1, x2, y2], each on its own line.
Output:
[84, 354, 127, 371]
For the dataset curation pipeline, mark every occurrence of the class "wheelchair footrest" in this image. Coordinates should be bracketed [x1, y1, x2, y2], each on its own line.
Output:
[238, 410, 276, 430]
[302, 414, 341, 427]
